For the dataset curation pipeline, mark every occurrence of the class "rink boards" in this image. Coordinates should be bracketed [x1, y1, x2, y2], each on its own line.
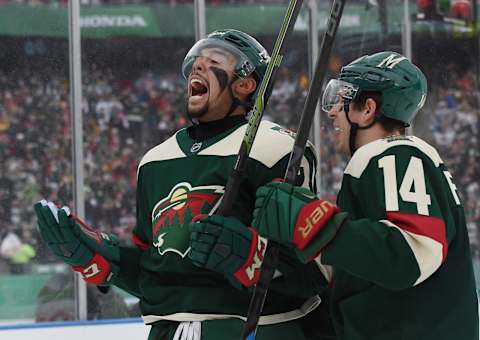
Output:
[0, 318, 150, 340]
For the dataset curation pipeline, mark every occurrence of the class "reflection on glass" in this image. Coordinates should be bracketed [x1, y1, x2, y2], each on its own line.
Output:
[0, 4, 75, 323]
[79, 0, 195, 321]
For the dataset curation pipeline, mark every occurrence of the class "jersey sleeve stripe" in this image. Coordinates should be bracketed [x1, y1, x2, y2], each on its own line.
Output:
[132, 233, 149, 251]
[385, 211, 448, 260]
[381, 220, 442, 285]
[380, 212, 447, 285]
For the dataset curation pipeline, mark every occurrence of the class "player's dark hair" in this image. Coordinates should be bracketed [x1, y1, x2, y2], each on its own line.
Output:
[377, 115, 407, 134]
[352, 91, 406, 134]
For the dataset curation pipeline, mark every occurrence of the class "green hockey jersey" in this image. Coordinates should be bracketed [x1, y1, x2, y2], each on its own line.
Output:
[113, 120, 326, 326]
[319, 135, 478, 340]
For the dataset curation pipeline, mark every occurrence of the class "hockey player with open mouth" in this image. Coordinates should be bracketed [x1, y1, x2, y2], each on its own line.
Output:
[33, 29, 333, 340]
[251, 51, 479, 340]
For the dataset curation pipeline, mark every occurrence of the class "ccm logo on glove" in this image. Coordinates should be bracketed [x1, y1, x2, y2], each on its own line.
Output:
[72, 253, 113, 285]
[234, 232, 267, 285]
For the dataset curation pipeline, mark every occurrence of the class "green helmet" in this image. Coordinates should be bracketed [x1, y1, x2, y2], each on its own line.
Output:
[338, 51, 427, 125]
[182, 29, 270, 82]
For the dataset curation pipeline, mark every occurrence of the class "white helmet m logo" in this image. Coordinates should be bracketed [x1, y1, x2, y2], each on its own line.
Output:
[418, 94, 427, 108]
[377, 54, 407, 69]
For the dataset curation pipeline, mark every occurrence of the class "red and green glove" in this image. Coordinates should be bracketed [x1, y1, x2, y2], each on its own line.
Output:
[188, 215, 267, 289]
[34, 200, 120, 285]
[253, 182, 348, 263]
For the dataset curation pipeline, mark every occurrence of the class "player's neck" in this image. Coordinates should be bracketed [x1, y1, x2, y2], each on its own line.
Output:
[355, 123, 401, 149]
[187, 115, 247, 141]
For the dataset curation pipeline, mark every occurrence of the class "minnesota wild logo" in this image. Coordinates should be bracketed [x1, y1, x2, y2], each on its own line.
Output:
[151, 182, 224, 258]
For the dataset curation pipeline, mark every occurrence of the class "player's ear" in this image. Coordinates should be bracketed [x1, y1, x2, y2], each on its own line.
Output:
[362, 97, 377, 125]
[233, 77, 257, 100]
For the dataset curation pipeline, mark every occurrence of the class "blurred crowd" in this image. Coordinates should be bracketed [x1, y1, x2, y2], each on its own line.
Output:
[0, 54, 478, 271]
[0, 64, 187, 263]
[429, 68, 480, 257]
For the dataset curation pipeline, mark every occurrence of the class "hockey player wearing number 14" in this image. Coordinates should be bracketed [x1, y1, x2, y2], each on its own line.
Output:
[252, 51, 479, 340]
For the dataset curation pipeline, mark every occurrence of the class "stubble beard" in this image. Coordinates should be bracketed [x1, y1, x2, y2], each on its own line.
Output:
[186, 101, 209, 120]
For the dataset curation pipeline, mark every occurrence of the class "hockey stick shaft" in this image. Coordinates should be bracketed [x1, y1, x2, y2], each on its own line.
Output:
[216, 0, 304, 217]
[285, 0, 345, 184]
[241, 0, 347, 338]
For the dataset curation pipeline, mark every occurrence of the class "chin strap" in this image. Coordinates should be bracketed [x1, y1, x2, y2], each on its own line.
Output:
[343, 99, 377, 156]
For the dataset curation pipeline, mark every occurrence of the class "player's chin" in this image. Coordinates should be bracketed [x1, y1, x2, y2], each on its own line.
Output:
[186, 102, 208, 119]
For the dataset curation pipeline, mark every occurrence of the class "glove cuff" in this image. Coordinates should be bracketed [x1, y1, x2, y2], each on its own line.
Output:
[233, 228, 267, 287]
[295, 212, 349, 263]
[72, 253, 118, 285]
[293, 200, 340, 250]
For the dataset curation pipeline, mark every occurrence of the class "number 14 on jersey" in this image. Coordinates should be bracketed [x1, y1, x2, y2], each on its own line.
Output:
[378, 155, 461, 216]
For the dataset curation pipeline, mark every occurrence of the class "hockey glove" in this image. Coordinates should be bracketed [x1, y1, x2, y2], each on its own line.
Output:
[189, 215, 267, 289]
[34, 200, 120, 285]
[253, 182, 348, 263]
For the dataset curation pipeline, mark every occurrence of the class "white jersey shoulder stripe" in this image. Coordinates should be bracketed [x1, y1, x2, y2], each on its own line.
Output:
[380, 219, 443, 286]
[137, 121, 317, 173]
[345, 136, 443, 178]
[199, 120, 315, 169]
[138, 130, 186, 172]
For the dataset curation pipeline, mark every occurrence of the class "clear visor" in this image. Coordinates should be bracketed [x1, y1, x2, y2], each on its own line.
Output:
[321, 79, 359, 113]
[181, 38, 255, 79]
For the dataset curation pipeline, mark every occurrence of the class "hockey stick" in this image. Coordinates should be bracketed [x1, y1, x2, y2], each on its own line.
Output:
[241, 0, 346, 339]
[216, 0, 303, 216]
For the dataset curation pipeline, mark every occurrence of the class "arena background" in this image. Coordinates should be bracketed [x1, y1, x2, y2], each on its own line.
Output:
[0, 0, 478, 328]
